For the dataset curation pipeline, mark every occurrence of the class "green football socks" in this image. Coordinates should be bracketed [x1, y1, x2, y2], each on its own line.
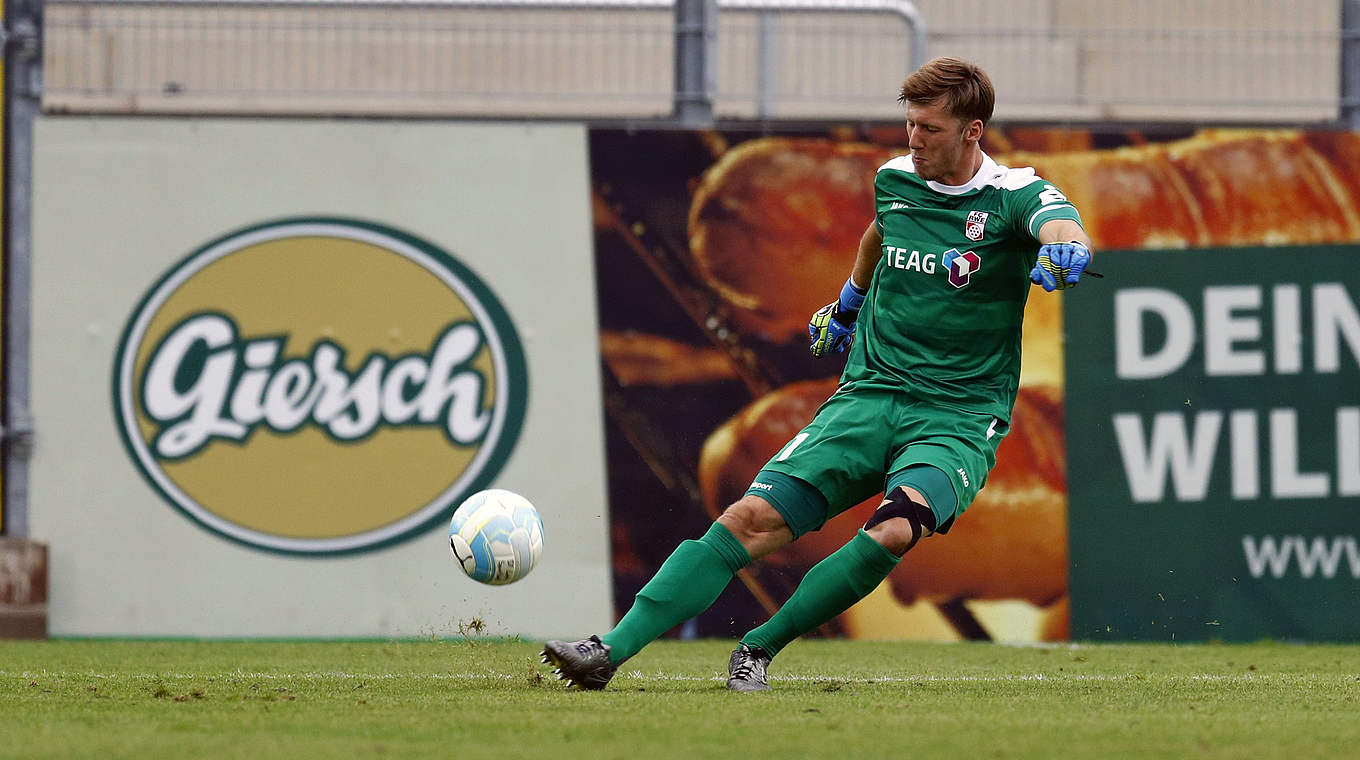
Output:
[601, 521, 751, 666]
[742, 529, 900, 657]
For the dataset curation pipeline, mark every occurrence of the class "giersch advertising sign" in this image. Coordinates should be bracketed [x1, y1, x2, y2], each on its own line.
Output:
[113, 217, 527, 555]
[1066, 245, 1360, 641]
[33, 118, 607, 638]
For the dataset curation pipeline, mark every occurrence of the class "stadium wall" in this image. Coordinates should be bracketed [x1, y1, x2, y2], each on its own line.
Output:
[21, 118, 1360, 643]
[28, 117, 612, 638]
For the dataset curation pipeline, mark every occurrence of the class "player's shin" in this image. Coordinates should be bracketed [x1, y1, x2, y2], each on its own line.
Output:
[600, 521, 751, 665]
[740, 529, 899, 657]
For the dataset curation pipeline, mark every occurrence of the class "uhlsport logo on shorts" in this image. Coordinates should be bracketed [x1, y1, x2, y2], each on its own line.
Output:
[113, 218, 528, 555]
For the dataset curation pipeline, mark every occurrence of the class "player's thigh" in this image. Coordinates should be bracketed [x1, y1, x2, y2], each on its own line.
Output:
[887, 404, 1007, 534]
[749, 388, 896, 538]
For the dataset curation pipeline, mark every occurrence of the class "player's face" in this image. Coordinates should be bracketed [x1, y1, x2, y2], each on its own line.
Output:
[906, 100, 981, 184]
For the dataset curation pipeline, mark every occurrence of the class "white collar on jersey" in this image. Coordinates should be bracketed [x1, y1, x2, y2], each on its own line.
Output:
[920, 152, 1007, 195]
[883, 152, 1040, 195]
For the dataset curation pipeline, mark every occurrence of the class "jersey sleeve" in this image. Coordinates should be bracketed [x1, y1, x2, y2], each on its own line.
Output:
[1009, 177, 1082, 242]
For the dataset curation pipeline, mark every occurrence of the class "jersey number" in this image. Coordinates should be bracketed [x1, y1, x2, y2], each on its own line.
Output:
[776, 433, 810, 462]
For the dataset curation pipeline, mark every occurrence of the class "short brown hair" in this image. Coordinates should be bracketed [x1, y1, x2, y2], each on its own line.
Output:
[898, 57, 995, 126]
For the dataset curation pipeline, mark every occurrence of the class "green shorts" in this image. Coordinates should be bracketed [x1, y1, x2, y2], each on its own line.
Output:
[744, 385, 1009, 538]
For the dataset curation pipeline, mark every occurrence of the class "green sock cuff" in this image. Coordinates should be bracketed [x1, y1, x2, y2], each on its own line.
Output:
[700, 522, 751, 573]
[851, 529, 902, 573]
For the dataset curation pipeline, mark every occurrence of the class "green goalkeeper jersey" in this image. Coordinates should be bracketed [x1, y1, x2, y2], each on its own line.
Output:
[842, 153, 1083, 421]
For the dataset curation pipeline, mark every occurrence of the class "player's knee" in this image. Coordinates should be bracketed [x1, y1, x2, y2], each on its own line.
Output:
[863, 487, 937, 556]
[864, 517, 922, 557]
[718, 495, 792, 559]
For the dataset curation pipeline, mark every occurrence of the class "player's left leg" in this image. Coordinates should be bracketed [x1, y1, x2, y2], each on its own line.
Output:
[728, 483, 941, 691]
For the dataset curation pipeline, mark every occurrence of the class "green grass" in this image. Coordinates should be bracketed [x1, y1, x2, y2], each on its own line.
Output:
[2, 638, 1358, 759]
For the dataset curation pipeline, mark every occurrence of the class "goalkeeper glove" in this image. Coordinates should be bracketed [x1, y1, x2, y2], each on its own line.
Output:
[808, 278, 867, 357]
[1030, 241, 1092, 292]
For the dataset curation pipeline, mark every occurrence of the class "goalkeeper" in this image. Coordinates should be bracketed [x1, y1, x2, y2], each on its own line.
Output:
[543, 57, 1094, 691]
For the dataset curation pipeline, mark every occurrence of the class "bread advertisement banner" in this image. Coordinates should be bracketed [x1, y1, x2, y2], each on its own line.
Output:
[589, 127, 1360, 643]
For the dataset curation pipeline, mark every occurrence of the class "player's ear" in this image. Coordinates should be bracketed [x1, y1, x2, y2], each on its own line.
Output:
[963, 119, 984, 144]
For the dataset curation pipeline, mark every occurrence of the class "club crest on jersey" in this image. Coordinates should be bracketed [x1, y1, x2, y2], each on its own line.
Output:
[965, 210, 988, 242]
[942, 249, 982, 288]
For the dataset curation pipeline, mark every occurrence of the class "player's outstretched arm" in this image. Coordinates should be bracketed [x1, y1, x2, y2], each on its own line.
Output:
[809, 223, 882, 357]
[1031, 219, 1095, 292]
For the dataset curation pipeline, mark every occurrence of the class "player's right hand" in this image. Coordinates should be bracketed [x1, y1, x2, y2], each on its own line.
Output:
[1030, 241, 1092, 292]
[808, 301, 856, 357]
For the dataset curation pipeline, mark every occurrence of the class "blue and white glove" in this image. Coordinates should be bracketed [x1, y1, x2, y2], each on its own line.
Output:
[809, 278, 867, 357]
[1030, 241, 1092, 292]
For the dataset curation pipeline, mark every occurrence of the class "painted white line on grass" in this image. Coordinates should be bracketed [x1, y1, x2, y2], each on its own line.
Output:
[4, 670, 1343, 685]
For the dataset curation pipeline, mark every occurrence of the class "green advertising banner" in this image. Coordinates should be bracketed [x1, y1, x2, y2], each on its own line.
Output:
[1067, 245, 1360, 641]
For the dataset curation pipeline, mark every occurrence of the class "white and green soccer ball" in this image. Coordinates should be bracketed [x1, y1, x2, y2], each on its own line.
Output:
[448, 489, 545, 585]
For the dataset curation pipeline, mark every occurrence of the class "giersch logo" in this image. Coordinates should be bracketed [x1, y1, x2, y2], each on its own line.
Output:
[113, 218, 528, 555]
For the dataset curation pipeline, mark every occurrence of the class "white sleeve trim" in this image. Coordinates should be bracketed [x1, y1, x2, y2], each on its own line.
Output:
[1027, 203, 1077, 236]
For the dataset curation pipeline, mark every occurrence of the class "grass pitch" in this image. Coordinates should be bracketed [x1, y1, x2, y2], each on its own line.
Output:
[2, 638, 1357, 759]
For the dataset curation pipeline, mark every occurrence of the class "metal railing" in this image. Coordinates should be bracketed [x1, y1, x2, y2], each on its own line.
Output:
[31, 0, 1360, 124]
